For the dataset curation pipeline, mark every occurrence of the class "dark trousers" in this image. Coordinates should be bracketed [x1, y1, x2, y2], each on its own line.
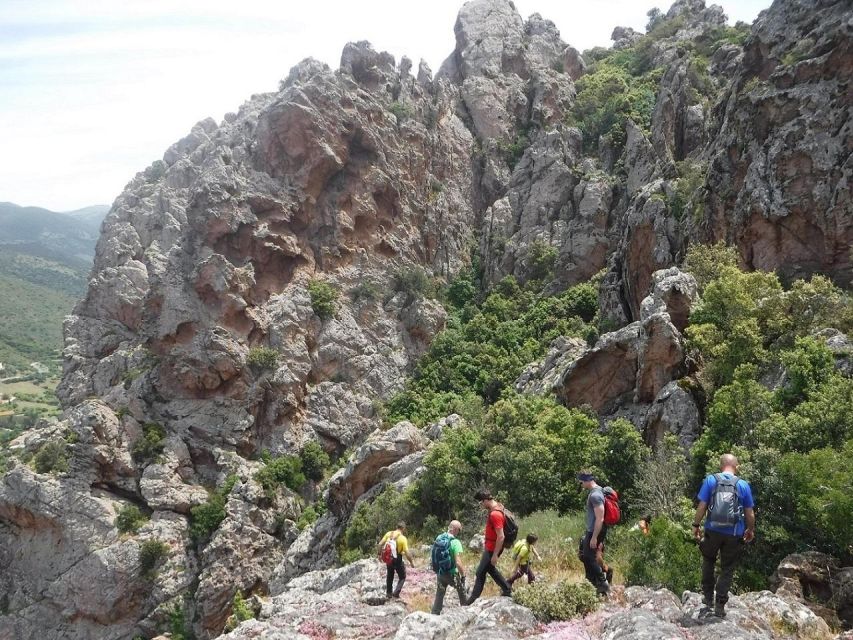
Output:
[466, 548, 511, 604]
[699, 529, 744, 605]
[507, 563, 535, 585]
[386, 557, 406, 596]
[580, 530, 609, 594]
[431, 572, 467, 614]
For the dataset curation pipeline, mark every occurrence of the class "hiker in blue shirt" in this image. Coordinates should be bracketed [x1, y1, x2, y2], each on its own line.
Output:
[692, 453, 755, 618]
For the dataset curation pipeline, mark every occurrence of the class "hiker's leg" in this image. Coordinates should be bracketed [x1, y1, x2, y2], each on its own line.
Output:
[454, 572, 468, 605]
[466, 550, 491, 604]
[486, 552, 512, 596]
[581, 533, 608, 594]
[507, 566, 524, 585]
[392, 559, 407, 596]
[715, 536, 743, 605]
[431, 573, 451, 614]
[526, 565, 535, 583]
[699, 531, 723, 603]
[386, 563, 394, 596]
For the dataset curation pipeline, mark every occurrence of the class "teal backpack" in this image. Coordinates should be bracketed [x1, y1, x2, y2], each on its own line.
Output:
[431, 532, 455, 574]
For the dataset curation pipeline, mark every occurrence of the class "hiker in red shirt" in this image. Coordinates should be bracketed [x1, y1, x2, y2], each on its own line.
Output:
[465, 489, 512, 604]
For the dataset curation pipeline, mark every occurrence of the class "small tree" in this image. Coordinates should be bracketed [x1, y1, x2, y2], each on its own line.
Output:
[246, 347, 279, 372]
[632, 435, 690, 522]
[116, 505, 148, 534]
[308, 280, 338, 320]
[299, 441, 330, 482]
[139, 539, 169, 579]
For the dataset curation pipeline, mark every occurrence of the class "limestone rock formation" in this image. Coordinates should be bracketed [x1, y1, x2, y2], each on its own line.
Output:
[701, 0, 853, 287]
[2, 0, 851, 637]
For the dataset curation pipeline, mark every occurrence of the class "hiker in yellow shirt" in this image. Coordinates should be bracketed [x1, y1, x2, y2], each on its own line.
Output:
[378, 521, 415, 599]
[507, 533, 540, 586]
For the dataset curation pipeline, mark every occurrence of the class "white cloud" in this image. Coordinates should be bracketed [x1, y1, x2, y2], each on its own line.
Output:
[0, 0, 770, 211]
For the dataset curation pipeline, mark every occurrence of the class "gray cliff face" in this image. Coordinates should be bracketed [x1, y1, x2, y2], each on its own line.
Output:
[701, 0, 853, 286]
[1, 0, 851, 638]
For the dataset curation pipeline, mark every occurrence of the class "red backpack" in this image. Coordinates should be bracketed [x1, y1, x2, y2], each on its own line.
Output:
[380, 531, 400, 565]
[602, 487, 621, 526]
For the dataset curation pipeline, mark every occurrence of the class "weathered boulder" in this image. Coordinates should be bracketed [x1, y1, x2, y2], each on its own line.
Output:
[643, 381, 702, 448]
[326, 421, 429, 516]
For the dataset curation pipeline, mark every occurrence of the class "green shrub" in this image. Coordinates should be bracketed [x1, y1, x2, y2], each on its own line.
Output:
[247, 347, 279, 372]
[668, 161, 706, 221]
[224, 591, 255, 631]
[388, 101, 413, 123]
[392, 266, 435, 302]
[131, 422, 166, 464]
[682, 242, 739, 292]
[297, 505, 319, 530]
[512, 580, 599, 622]
[255, 455, 305, 498]
[625, 517, 699, 594]
[116, 504, 148, 534]
[33, 440, 68, 474]
[299, 441, 330, 482]
[190, 475, 237, 542]
[349, 281, 382, 304]
[525, 241, 557, 284]
[138, 539, 169, 579]
[497, 133, 530, 168]
[308, 280, 338, 320]
[446, 273, 477, 309]
[340, 485, 415, 557]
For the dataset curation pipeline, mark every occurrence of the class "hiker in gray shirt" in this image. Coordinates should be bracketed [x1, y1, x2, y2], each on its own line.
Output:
[577, 470, 610, 595]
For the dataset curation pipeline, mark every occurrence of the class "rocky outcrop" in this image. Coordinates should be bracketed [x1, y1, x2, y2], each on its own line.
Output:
[700, 0, 853, 287]
[772, 552, 853, 630]
[2, 0, 851, 637]
[221, 559, 834, 640]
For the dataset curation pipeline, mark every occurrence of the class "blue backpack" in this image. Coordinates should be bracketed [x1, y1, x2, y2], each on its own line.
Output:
[707, 474, 743, 528]
[431, 532, 455, 574]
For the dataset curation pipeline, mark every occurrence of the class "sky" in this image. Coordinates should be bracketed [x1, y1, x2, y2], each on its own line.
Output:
[0, 0, 770, 212]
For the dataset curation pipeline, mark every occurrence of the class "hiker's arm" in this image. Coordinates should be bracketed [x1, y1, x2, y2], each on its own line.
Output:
[454, 554, 465, 577]
[533, 548, 542, 561]
[743, 508, 755, 542]
[693, 501, 707, 541]
[590, 504, 604, 549]
[406, 550, 415, 567]
[492, 527, 504, 564]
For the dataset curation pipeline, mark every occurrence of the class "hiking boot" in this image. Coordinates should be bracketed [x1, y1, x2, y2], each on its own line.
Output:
[605, 568, 614, 584]
[501, 590, 513, 597]
[714, 603, 726, 618]
[702, 593, 714, 608]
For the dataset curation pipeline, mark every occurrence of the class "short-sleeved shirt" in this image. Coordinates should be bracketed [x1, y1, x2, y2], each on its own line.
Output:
[484, 509, 506, 552]
[697, 473, 754, 537]
[512, 540, 531, 565]
[380, 530, 409, 555]
[585, 487, 604, 533]
[448, 536, 464, 574]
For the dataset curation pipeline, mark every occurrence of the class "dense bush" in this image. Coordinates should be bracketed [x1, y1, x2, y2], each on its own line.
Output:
[410, 393, 650, 523]
[116, 504, 148, 534]
[33, 439, 68, 474]
[512, 580, 599, 622]
[625, 517, 700, 595]
[138, 539, 169, 579]
[682, 242, 739, 292]
[224, 591, 255, 632]
[246, 347, 279, 372]
[299, 441, 330, 482]
[340, 485, 416, 558]
[392, 266, 436, 302]
[131, 422, 166, 464]
[255, 455, 305, 498]
[569, 60, 661, 153]
[190, 475, 237, 543]
[385, 280, 597, 426]
[388, 101, 413, 123]
[308, 280, 338, 320]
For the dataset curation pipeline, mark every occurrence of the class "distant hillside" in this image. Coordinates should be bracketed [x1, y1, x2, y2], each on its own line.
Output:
[0, 202, 106, 374]
[0, 202, 107, 263]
